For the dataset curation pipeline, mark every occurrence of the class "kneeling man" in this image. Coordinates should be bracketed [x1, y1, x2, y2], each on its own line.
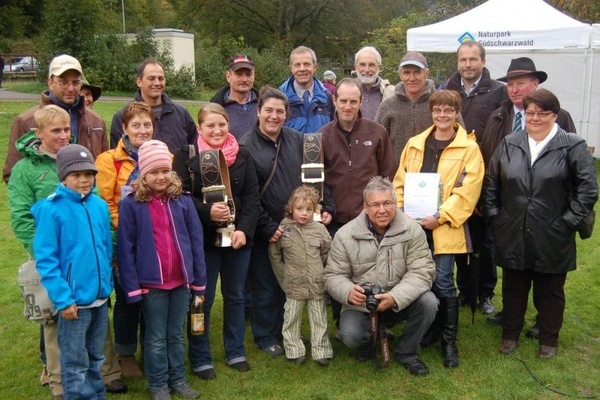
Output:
[324, 176, 437, 376]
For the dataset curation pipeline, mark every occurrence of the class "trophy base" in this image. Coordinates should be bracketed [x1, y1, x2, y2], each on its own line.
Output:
[215, 225, 235, 247]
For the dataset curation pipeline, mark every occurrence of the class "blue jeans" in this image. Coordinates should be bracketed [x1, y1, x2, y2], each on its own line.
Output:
[58, 302, 108, 400]
[247, 241, 285, 349]
[142, 286, 189, 390]
[188, 247, 251, 371]
[339, 291, 437, 361]
[433, 254, 457, 298]
[113, 269, 144, 356]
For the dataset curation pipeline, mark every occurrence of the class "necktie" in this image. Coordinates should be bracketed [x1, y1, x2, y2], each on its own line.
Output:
[303, 91, 310, 110]
[512, 111, 522, 132]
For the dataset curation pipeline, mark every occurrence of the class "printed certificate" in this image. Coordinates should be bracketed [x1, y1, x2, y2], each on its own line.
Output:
[404, 173, 440, 219]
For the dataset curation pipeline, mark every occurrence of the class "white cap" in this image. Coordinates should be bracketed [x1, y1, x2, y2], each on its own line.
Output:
[48, 55, 82, 78]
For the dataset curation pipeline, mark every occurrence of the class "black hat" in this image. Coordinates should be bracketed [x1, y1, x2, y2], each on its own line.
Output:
[228, 54, 254, 72]
[497, 57, 547, 83]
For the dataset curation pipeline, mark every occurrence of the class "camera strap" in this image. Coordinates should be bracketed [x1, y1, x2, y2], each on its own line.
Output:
[369, 312, 391, 368]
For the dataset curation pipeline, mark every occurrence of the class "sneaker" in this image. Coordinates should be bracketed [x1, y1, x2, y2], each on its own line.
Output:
[486, 311, 503, 325]
[40, 365, 50, 387]
[263, 344, 284, 357]
[229, 360, 251, 372]
[118, 355, 143, 378]
[480, 297, 495, 315]
[315, 358, 330, 366]
[193, 368, 216, 380]
[105, 378, 128, 393]
[287, 356, 306, 364]
[170, 382, 199, 399]
[151, 388, 171, 400]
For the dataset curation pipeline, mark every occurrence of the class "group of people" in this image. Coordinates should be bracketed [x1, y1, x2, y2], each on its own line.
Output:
[4, 38, 598, 400]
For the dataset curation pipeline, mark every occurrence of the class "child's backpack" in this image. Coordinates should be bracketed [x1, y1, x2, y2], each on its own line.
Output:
[17, 259, 57, 323]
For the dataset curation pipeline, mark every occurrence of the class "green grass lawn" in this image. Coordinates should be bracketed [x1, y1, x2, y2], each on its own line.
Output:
[1, 100, 599, 399]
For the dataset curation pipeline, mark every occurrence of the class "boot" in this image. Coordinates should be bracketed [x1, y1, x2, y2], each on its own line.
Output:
[118, 355, 143, 378]
[420, 304, 442, 347]
[440, 297, 459, 368]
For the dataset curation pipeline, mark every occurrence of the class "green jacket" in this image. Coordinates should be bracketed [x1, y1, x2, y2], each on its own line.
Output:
[8, 131, 61, 255]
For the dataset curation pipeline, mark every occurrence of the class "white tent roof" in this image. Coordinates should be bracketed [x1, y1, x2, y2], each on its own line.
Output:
[407, 0, 591, 52]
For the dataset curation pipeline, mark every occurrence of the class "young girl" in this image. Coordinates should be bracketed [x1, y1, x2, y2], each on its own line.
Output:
[268, 185, 333, 366]
[117, 140, 206, 400]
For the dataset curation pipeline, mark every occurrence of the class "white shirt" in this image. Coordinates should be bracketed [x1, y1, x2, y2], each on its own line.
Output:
[528, 123, 558, 165]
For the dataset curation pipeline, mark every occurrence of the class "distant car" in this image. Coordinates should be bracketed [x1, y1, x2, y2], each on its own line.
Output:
[3, 56, 38, 72]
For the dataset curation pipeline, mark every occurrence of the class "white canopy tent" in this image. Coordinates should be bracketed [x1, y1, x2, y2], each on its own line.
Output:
[407, 0, 598, 155]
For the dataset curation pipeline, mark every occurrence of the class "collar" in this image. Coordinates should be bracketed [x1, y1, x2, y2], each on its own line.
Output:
[293, 80, 314, 100]
[461, 76, 482, 95]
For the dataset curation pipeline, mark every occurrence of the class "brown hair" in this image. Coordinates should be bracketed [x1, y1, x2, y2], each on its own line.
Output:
[335, 77, 363, 100]
[137, 59, 165, 78]
[197, 103, 229, 125]
[134, 171, 183, 202]
[121, 101, 155, 129]
[285, 185, 320, 219]
[429, 90, 462, 112]
[457, 41, 486, 60]
[523, 88, 560, 114]
[258, 86, 289, 113]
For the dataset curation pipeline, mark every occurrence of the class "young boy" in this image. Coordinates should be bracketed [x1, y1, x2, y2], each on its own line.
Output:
[32, 144, 113, 399]
[268, 185, 333, 366]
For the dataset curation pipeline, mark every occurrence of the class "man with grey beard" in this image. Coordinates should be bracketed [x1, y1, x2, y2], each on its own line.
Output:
[354, 46, 394, 120]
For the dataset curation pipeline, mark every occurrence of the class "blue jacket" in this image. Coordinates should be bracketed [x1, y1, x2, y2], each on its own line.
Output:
[116, 193, 207, 303]
[279, 77, 334, 134]
[32, 184, 113, 311]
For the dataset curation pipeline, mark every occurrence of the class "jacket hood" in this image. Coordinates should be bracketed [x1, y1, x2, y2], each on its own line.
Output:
[16, 130, 75, 160]
[394, 79, 436, 103]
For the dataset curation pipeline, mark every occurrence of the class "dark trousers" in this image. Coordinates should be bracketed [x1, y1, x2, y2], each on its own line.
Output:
[501, 269, 567, 347]
[456, 215, 497, 299]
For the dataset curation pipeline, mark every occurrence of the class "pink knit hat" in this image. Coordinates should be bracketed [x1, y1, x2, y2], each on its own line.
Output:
[138, 140, 172, 176]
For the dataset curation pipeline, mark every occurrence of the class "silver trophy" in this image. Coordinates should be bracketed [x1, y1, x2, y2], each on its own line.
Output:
[214, 197, 236, 247]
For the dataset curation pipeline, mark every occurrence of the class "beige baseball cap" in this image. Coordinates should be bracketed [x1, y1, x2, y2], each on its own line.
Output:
[48, 55, 83, 78]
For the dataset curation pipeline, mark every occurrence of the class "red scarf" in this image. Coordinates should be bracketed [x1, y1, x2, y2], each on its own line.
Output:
[197, 133, 239, 167]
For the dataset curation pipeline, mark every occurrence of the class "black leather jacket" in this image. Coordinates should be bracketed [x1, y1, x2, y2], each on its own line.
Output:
[483, 127, 597, 273]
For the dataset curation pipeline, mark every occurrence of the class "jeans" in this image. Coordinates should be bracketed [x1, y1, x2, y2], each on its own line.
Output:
[432, 254, 457, 298]
[113, 269, 144, 356]
[247, 241, 285, 349]
[142, 285, 189, 390]
[58, 302, 108, 400]
[188, 247, 251, 371]
[339, 291, 437, 361]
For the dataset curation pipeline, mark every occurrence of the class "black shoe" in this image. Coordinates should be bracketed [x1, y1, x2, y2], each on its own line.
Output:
[105, 379, 128, 393]
[355, 345, 372, 362]
[287, 356, 306, 364]
[193, 368, 216, 380]
[526, 323, 539, 339]
[315, 358, 330, 366]
[230, 360, 251, 372]
[486, 311, 503, 325]
[398, 357, 429, 376]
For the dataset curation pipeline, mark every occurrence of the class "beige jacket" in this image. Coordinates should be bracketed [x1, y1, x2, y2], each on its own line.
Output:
[269, 218, 331, 300]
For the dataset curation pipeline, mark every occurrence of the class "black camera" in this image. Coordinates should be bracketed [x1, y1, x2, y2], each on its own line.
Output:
[360, 283, 385, 312]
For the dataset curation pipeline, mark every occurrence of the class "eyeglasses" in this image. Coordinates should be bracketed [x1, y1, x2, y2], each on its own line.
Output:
[53, 78, 82, 89]
[366, 201, 395, 210]
[524, 111, 554, 118]
[432, 108, 455, 115]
